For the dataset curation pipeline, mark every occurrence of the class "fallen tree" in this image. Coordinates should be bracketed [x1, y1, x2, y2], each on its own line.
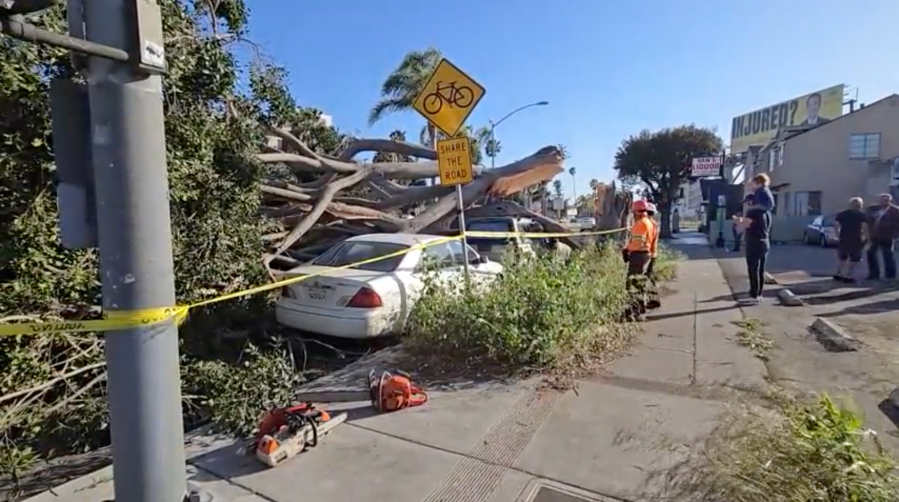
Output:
[259, 127, 566, 271]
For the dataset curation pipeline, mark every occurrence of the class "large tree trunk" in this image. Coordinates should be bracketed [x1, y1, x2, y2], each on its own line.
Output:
[258, 126, 566, 272]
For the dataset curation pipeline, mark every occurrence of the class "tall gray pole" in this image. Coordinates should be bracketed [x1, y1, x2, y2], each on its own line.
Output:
[83, 0, 187, 500]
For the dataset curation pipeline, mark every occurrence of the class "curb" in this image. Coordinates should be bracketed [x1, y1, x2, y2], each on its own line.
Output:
[810, 317, 861, 352]
[777, 288, 805, 307]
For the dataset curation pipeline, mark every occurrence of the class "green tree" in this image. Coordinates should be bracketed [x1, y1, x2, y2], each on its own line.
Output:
[0, 0, 347, 467]
[614, 125, 722, 237]
[553, 179, 563, 198]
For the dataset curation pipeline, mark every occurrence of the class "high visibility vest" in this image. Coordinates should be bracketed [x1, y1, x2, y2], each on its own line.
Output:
[627, 217, 655, 252]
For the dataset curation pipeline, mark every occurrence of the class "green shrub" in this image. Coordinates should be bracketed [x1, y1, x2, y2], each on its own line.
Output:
[653, 243, 684, 282]
[405, 243, 633, 371]
[658, 393, 899, 502]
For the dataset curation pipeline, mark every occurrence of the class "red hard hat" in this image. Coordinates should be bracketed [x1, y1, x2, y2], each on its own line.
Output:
[632, 200, 649, 212]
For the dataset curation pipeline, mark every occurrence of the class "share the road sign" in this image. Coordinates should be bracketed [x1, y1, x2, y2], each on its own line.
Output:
[436, 137, 474, 186]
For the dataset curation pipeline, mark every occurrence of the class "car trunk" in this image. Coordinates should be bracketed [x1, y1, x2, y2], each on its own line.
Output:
[281, 266, 383, 311]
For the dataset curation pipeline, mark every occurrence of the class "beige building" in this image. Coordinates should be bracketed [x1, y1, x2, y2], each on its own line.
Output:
[744, 93, 899, 241]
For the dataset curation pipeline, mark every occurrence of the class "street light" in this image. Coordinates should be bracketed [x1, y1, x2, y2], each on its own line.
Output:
[488, 100, 549, 169]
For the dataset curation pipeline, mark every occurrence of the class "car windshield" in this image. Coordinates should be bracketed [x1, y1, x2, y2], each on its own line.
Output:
[311, 241, 409, 272]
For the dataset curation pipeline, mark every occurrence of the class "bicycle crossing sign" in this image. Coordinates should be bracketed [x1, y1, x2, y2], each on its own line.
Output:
[436, 137, 474, 186]
[413, 58, 486, 138]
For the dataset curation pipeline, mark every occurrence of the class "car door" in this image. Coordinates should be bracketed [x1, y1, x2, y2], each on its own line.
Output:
[809, 216, 823, 238]
[447, 240, 501, 285]
[408, 242, 457, 295]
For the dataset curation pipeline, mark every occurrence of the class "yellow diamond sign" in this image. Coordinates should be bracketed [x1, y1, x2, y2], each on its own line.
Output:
[413, 58, 486, 138]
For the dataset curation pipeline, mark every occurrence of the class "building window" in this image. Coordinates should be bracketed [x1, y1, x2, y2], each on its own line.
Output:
[849, 133, 881, 159]
[777, 145, 784, 166]
[768, 149, 776, 171]
[792, 191, 822, 216]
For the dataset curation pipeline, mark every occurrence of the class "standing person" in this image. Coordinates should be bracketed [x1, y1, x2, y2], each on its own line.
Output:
[672, 208, 680, 234]
[865, 193, 899, 281]
[623, 200, 657, 277]
[833, 197, 868, 283]
[735, 203, 772, 304]
[622, 200, 658, 317]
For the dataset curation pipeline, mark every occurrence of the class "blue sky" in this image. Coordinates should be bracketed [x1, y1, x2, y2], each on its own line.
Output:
[246, 0, 898, 199]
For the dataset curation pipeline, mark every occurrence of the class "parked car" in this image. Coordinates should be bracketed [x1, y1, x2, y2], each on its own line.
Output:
[275, 233, 503, 339]
[803, 215, 838, 247]
[576, 216, 597, 229]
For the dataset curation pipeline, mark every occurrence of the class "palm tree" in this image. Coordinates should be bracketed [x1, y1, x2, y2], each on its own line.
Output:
[369, 47, 442, 147]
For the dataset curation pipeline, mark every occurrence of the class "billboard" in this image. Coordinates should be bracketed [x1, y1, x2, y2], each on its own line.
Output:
[730, 84, 844, 154]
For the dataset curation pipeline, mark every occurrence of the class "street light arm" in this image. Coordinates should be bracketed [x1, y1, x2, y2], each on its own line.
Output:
[491, 101, 549, 130]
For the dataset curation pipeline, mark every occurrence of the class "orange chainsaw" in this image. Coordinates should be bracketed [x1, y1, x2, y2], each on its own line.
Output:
[368, 369, 428, 412]
[251, 402, 346, 467]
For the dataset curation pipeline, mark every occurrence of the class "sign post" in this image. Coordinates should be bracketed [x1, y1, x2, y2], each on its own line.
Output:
[436, 137, 475, 282]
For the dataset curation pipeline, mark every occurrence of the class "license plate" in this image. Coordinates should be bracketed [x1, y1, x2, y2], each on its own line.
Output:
[306, 289, 327, 300]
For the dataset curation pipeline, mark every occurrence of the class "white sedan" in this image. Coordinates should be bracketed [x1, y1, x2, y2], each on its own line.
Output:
[275, 233, 503, 339]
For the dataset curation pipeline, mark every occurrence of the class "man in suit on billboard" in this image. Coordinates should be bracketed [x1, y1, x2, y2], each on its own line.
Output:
[800, 92, 831, 126]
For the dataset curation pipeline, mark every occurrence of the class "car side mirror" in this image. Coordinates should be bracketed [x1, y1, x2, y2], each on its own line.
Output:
[471, 255, 488, 265]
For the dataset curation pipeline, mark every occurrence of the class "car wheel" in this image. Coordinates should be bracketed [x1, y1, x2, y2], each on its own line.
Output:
[819, 235, 826, 247]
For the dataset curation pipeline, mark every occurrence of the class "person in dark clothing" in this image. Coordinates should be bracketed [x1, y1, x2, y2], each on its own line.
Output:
[735, 205, 771, 304]
[833, 197, 867, 283]
[865, 193, 899, 280]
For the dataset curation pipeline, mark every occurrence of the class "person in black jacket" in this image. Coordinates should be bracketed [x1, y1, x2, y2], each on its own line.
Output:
[734, 202, 772, 304]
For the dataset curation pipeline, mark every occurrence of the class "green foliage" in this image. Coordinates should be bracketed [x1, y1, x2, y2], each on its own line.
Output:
[181, 344, 306, 436]
[406, 244, 633, 369]
[652, 243, 685, 282]
[0, 0, 349, 476]
[614, 125, 722, 212]
[659, 393, 899, 502]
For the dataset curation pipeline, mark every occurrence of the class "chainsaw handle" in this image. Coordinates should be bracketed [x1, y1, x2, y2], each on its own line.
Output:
[409, 386, 428, 406]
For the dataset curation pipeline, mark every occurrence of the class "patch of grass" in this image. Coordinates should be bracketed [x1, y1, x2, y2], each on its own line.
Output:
[731, 318, 774, 360]
[404, 243, 637, 382]
[653, 243, 685, 282]
[654, 392, 899, 502]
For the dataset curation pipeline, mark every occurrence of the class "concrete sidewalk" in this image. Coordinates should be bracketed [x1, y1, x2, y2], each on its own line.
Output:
[28, 236, 768, 502]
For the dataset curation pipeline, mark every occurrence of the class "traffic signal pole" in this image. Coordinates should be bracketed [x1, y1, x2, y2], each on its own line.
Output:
[83, 1, 187, 500]
[3, 1, 187, 500]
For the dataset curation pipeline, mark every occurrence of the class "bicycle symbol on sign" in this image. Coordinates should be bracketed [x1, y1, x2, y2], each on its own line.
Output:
[422, 81, 474, 115]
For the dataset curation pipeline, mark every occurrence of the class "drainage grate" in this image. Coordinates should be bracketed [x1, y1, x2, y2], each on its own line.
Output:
[531, 486, 594, 502]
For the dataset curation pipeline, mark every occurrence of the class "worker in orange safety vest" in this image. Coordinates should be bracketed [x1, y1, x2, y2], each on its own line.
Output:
[622, 200, 658, 277]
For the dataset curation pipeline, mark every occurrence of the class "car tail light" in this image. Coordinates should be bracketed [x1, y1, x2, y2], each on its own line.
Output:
[281, 287, 295, 299]
[346, 287, 382, 308]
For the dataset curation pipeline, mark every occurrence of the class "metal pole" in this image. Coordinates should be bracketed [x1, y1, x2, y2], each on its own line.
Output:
[489, 120, 496, 170]
[83, 1, 187, 501]
[456, 184, 470, 283]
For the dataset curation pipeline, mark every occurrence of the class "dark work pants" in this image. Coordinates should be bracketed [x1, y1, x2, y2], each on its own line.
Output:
[627, 251, 651, 276]
[745, 240, 770, 298]
[866, 238, 897, 279]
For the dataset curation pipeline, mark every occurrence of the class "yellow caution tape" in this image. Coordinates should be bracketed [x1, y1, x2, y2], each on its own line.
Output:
[0, 227, 626, 337]
[0, 306, 191, 337]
